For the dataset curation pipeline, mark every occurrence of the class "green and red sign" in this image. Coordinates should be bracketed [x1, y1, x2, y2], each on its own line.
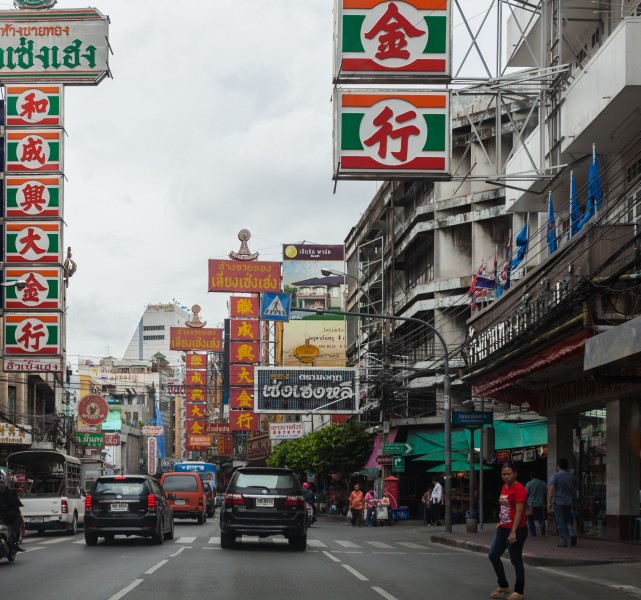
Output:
[334, 89, 450, 179]
[3, 267, 62, 310]
[3, 312, 61, 356]
[5, 129, 63, 172]
[4, 175, 63, 218]
[4, 84, 62, 126]
[4, 221, 62, 263]
[335, 0, 451, 83]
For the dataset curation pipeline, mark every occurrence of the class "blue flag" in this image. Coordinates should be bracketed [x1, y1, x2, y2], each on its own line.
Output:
[588, 146, 603, 212]
[547, 193, 558, 254]
[568, 171, 582, 238]
[154, 391, 166, 459]
[510, 221, 528, 270]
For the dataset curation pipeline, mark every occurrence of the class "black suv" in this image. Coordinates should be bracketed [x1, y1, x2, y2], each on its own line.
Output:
[84, 475, 174, 546]
[219, 467, 308, 550]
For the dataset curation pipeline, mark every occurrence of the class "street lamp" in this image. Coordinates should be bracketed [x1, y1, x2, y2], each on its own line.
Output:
[296, 306, 453, 533]
[1, 280, 27, 290]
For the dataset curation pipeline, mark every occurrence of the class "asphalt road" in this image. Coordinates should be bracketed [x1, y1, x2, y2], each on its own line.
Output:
[1, 517, 639, 600]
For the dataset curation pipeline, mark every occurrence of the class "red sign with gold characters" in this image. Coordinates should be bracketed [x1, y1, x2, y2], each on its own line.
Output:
[169, 327, 222, 351]
[230, 319, 259, 341]
[230, 364, 254, 387]
[184, 420, 206, 436]
[208, 260, 281, 293]
[185, 387, 206, 403]
[185, 403, 207, 419]
[205, 422, 231, 434]
[230, 410, 259, 432]
[230, 341, 259, 364]
[185, 369, 206, 387]
[186, 353, 207, 369]
[230, 388, 254, 409]
[230, 296, 260, 318]
[78, 394, 109, 426]
[217, 435, 233, 455]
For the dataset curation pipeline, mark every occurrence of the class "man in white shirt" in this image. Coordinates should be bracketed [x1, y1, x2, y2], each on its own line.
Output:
[430, 477, 444, 525]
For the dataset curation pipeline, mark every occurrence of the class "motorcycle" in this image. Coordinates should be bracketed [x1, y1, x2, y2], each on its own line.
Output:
[306, 503, 317, 527]
[0, 518, 20, 562]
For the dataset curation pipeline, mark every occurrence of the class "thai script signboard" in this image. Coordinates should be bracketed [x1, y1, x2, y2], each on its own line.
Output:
[230, 409, 259, 432]
[4, 175, 63, 219]
[0, 422, 32, 445]
[0, 8, 109, 84]
[169, 327, 222, 351]
[2, 356, 62, 372]
[254, 367, 359, 414]
[75, 432, 105, 447]
[334, 89, 450, 180]
[204, 422, 231, 434]
[269, 422, 304, 440]
[208, 259, 281, 293]
[334, 0, 451, 84]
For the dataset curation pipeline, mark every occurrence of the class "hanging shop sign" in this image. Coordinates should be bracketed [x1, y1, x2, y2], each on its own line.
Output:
[230, 409, 260, 432]
[4, 175, 63, 219]
[4, 84, 63, 126]
[283, 244, 344, 261]
[169, 327, 222, 351]
[230, 318, 259, 341]
[185, 353, 207, 369]
[184, 403, 206, 419]
[147, 436, 157, 475]
[3, 267, 62, 310]
[229, 341, 259, 364]
[3, 312, 61, 356]
[230, 364, 254, 387]
[0, 8, 110, 85]
[333, 89, 450, 180]
[208, 259, 281, 293]
[246, 434, 271, 461]
[5, 129, 63, 172]
[75, 432, 104, 448]
[205, 422, 231, 434]
[230, 388, 254, 410]
[269, 422, 304, 440]
[104, 433, 120, 446]
[2, 356, 62, 372]
[0, 422, 32, 445]
[186, 434, 212, 450]
[229, 295, 260, 318]
[217, 435, 233, 456]
[4, 221, 62, 263]
[334, 0, 451, 84]
[254, 367, 359, 414]
[78, 394, 109, 426]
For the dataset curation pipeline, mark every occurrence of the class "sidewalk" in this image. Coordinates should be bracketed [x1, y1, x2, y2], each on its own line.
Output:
[428, 523, 641, 567]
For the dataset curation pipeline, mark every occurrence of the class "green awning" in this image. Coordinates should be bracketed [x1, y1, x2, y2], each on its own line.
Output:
[406, 430, 470, 456]
[357, 467, 381, 478]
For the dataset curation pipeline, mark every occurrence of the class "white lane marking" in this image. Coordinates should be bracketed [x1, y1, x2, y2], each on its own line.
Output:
[170, 546, 190, 557]
[366, 541, 394, 549]
[107, 579, 143, 600]
[41, 537, 72, 544]
[22, 537, 44, 544]
[398, 542, 429, 550]
[322, 550, 342, 563]
[176, 536, 197, 544]
[336, 540, 361, 548]
[307, 539, 327, 548]
[342, 564, 369, 581]
[145, 559, 169, 575]
[73, 540, 86, 544]
[372, 551, 406, 555]
[208, 537, 219, 544]
[24, 546, 46, 552]
[372, 586, 399, 600]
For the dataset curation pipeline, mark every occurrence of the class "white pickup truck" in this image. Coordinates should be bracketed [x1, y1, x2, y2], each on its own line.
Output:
[7, 450, 85, 535]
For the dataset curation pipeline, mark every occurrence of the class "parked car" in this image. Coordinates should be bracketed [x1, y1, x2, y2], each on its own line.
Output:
[84, 475, 174, 546]
[219, 467, 308, 551]
[203, 482, 216, 518]
[160, 472, 207, 524]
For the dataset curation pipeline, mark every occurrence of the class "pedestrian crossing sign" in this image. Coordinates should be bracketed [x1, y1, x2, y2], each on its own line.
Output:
[260, 292, 291, 322]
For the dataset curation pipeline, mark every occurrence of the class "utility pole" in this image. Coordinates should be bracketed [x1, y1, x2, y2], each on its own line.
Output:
[296, 307, 453, 533]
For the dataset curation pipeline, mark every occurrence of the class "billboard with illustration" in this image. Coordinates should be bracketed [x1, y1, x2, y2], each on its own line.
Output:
[282, 244, 346, 367]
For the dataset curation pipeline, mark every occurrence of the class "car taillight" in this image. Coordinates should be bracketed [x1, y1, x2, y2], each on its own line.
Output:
[147, 494, 157, 512]
[285, 495, 305, 509]
[114, 476, 127, 480]
[84, 495, 92, 511]
[224, 493, 245, 507]
[61, 499, 69, 514]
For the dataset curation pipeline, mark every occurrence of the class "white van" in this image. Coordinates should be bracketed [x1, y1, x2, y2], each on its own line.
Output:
[7, 450, 85, 535]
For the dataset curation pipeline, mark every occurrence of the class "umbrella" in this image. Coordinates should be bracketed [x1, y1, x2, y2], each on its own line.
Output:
[425, 460, 493, 473]
[412, 451, 470, 462]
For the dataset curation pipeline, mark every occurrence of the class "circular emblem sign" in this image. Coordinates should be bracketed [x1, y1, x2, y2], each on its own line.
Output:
[78, 394, 109, 426]
[14, 0, 57, 9]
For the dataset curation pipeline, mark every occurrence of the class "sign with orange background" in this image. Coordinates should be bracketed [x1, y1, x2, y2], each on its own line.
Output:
[230, 296, 260, 318]
[230, 319, 259, 341]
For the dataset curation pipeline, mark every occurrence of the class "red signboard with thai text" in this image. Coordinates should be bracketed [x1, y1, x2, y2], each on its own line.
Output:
[205, 422, 231, 435]
[208, 260, 281, 293]
[169, 327, 222, 351]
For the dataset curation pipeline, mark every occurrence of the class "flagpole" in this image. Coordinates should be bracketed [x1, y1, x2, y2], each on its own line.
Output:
[592, 143, 598, 219]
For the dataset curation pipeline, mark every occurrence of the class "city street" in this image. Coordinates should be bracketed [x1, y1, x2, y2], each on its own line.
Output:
[1, 519, 639, 600]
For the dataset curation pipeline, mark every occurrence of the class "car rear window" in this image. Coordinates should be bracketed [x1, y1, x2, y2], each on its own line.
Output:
[162, 475, 198, 492]
[95, 480, 146, 495]
[234, 472, 297, 491]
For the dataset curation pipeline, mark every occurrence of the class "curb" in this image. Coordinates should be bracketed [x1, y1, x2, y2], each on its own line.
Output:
[429, 534, 640, 567]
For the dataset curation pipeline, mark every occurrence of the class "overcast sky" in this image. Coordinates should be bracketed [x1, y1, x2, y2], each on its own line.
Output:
[33, 0, 378, 365]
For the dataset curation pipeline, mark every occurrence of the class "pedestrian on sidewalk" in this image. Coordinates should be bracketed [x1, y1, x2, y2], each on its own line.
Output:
[488, 462, 528, 600]
[525, 470, 547, 536]
[349, 483, 364, 527]
[430, 477, 444, 525]
[365, 488, 377, 526]
[421, 486, 433, 525]
[547, 458, 577, 548]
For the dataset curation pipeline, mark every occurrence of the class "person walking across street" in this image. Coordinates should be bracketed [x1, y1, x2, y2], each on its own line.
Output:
[365, 488, 377, 527]
[349, 483, 364, 527]
[0, 470, 24, 552]
[488, 462, 528, 600]
[524, 470, 547, 536]
[548, 458, 577, 548]
[421, 486, 433, 525]
[430, 477, 444, 525]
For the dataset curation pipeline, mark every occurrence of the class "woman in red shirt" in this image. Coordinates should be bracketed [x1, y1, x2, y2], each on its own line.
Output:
[488, 463, 528, 600]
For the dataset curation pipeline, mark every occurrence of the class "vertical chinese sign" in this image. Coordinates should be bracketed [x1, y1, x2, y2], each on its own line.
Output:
[332, 0, 451, 181]
[1, 7, 110, 374]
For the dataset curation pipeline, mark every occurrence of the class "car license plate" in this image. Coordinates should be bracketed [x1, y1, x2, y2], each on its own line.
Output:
[255, 498, 274, 508]
[110, 503, 128, 512]
[29, 516, 44, 522]
[175, 499, 186, 505]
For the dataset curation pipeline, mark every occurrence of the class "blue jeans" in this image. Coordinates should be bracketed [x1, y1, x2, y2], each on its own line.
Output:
[526, 505, 546, 536]
[366, 506, 375, 526]
[488, 526, 528, 595]
[553, 504, 576, 546]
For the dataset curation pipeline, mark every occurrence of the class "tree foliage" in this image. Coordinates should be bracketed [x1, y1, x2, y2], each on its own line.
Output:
[266, 421, 372, 477]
